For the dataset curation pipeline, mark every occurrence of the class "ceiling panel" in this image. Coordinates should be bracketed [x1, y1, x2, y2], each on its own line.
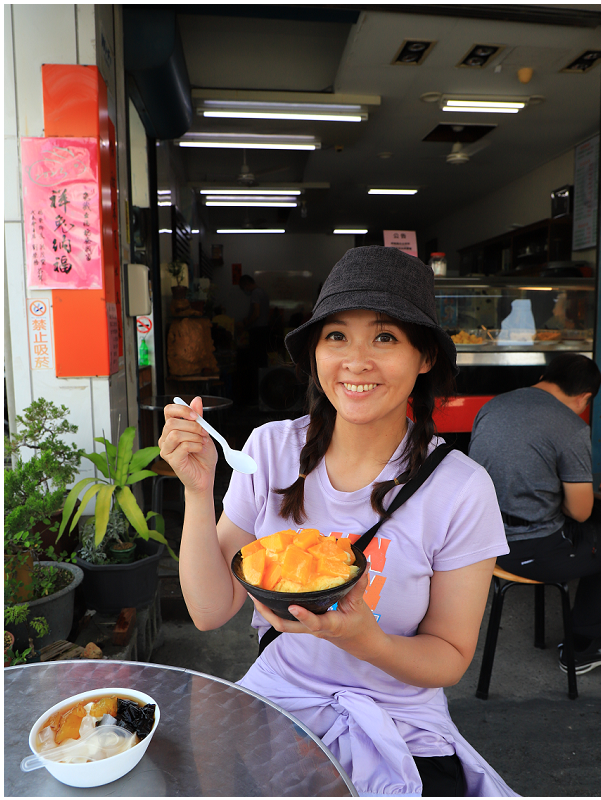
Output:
[173, 7, 601, 236]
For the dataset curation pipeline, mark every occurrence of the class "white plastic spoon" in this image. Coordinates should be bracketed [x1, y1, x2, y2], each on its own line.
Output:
[21, 725, 135, 771]
[173, 397, 257, 474]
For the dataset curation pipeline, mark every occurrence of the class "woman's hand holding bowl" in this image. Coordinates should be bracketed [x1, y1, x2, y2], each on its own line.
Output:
[251, 572, 386, 660]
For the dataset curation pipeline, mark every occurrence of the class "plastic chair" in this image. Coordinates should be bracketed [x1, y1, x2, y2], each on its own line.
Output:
[149, 458, 184, 521]
[476, 565, 577, 700]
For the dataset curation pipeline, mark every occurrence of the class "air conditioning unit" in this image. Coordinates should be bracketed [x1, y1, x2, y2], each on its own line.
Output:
[258, 366, 305, 414]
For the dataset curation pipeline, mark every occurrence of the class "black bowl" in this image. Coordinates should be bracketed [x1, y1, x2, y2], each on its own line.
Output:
[231, 545, 367, 621]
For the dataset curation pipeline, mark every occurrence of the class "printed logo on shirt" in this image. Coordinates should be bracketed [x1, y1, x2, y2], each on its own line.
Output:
[333, 532, 390, 616]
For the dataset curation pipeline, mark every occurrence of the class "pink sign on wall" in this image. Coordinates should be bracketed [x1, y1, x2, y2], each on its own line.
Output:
[383, 230, 418, 257]
[21, 137, 103, 289]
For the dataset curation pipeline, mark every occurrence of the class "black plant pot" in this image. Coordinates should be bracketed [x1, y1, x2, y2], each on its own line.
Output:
[6, 561, 84, 651]
[76, 539, 164, 613]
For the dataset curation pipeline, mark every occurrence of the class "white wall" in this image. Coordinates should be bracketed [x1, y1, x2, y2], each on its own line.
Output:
[4, 4, 103, 474]
[3, 5, 132, 514]
[129, 100, 149, 208]
[425, 148, 581, 273]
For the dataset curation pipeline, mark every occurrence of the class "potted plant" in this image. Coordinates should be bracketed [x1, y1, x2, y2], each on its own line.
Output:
[4, 399, 85, 652]
[59, 426, 178, 613]
[4, 604, 48, 665]
[4, 630, 15, 667]
[4, 559, 84, 656]
[4, 398, 84, 600]
[167, 260, 188, 299]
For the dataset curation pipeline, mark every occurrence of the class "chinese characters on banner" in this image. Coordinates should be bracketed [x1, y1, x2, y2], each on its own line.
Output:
[383, 230, 418, 257]
[21, 138, 103, 289]
[27, 299, 54, 370]
[106, 303, 120, 375]
[572, 134, 599, 251]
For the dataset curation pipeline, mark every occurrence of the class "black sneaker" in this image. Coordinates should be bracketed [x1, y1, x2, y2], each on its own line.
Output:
[559, 638, 601, 675]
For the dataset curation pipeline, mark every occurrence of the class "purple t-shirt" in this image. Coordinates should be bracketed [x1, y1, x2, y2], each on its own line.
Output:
[223, 417, 515, 796]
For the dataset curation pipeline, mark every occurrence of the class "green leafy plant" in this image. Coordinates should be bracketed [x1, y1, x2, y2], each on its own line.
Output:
[167, 260, 187, 287]
[59, 426, 177, 561]
[4, 399, 83, 557]
[6, 647, 32, 666]
[5, 399, 83, 613]
[4, 604, 49, 637]
[4, 603, 50, 663]
[78, 508, 127, 564]
[31, 564, 74, 598]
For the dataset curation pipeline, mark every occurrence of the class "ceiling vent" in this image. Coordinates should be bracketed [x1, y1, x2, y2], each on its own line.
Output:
[422, 123, 496, 143]
[561, 50, 601, 73]
[457, 44, 504, 68]
[392, 40, 436, 65]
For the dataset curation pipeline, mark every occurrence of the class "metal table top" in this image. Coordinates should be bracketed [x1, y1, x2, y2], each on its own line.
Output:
[5, 661, 356, 797]
[140, 395, 233, 412]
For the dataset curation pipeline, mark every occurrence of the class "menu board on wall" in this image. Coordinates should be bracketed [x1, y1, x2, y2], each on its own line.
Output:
[572, 134, 599, 251]
[21, 137, 103, 289]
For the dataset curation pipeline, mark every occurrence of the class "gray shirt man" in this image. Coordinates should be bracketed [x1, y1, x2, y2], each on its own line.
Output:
[469, 387, 592, 541]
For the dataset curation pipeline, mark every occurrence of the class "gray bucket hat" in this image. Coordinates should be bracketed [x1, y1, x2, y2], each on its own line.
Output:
[285, 245, 458, 374]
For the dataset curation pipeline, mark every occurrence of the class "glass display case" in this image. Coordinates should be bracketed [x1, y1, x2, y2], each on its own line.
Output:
[434, 277, 595, 367]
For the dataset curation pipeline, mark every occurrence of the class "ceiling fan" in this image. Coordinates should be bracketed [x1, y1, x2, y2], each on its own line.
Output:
[236, 150, 290, 186]
[445, 139, 491, 164]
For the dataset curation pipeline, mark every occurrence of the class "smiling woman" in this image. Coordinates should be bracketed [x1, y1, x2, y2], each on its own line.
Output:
[315, 309, 432, 439]
[160, 246, 517, 797]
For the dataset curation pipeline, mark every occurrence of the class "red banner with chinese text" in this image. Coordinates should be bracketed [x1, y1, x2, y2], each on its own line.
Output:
[21, 137, 103, 290]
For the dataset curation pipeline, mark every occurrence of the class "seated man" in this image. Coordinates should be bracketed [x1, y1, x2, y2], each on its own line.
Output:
[469, 353, 601, 675]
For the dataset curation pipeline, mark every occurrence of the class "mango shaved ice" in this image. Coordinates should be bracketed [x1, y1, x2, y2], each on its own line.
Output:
[36, 695, 155, 762]
[241, 529, 360, 592]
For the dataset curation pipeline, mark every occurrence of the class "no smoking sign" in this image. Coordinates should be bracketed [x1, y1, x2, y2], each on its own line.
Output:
[137, 316, 152, 335]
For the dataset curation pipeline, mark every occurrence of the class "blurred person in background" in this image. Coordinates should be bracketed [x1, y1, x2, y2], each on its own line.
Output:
[239, 274, 270, 403]
[469, 353, 601, 675]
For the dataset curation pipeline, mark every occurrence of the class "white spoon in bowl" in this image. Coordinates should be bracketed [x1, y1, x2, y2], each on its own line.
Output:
[21, 725, 135, 771]
[173, 397, 257, 474]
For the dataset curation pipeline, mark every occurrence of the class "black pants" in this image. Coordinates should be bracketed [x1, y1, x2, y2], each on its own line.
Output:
[414, 753, 465, 797]
[497, 515, 601, 639]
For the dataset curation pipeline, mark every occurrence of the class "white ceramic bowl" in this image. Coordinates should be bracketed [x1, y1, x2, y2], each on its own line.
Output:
[26, 687, 160, 788]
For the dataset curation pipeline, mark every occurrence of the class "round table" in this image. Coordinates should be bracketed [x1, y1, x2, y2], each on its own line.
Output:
[140, 395, 233, 413]
[5, 660, 356, 797]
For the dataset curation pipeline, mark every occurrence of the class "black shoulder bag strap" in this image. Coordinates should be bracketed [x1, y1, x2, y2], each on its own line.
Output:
[258, 443, 454, 656]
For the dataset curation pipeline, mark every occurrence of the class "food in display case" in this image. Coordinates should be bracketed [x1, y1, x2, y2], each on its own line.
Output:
[435, 277, 594, 354]
[450, 330, 484, 345]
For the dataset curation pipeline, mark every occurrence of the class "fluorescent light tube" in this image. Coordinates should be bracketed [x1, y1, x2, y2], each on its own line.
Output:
[216, 228, 285, 234]
[203, 110, 363, 122]
[445, 100, 525, 109]
[442, 106, 519, 114]
[368, 189, 418, 195]
[203, 100, 363, 111]
[179, 133, 320, 150]
[203, 195, 297, 203]
[180, 141, 318, 150]
[157, 201, 171, 206]
[441, 98, 526, 114]
[334, 228, 368, 235]
[200, 188, 301, 195]
[159, 229, 172, 234]
[200, 100, 367, 122]
[206, 201, 297, 208]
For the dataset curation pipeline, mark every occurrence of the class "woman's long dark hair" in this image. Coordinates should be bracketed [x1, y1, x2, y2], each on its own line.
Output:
[275, 316, 456, 525]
